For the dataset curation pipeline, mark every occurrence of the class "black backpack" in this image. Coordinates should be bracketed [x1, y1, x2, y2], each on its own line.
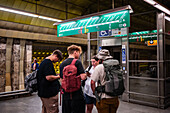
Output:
[95, 59, 125, 97]
[24, 70, 38, 93]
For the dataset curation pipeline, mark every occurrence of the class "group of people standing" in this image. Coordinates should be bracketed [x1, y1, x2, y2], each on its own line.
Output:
[36, 44, 120, 113]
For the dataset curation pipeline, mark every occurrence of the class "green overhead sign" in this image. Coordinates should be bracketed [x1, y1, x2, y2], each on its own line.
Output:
[115, 30, 157, 37]
[120, 30, 157, 42]
[129, 34, 157, 42]
[57, 10, 130, 37]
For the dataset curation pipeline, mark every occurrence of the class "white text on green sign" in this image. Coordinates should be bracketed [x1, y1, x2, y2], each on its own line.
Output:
[57, 10, 130, 37]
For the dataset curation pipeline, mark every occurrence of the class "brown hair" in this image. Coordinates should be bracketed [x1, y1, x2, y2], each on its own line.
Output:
[67, 45, 82, 55]
[52, 49, 63, 61]
[91, 55, 99, 61]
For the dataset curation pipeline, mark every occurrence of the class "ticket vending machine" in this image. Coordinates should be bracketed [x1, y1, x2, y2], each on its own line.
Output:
[101, 38, 122, 65]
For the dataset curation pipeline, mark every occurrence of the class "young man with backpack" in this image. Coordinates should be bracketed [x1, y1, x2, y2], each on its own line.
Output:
[60, 45, 87, 113]
[83, 56, 99, 113]
[37, 50, 63, 113]
[91, 49, 124, 113]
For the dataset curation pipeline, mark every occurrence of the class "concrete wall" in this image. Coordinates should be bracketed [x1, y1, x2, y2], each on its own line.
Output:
[0, 37, 32, 92]
[0, 38, 6, 92]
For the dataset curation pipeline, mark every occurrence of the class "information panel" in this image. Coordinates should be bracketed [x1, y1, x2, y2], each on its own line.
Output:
[57, 10, 130, 37]
[122, 45, 126, 64]
[99, 28, 127, 37]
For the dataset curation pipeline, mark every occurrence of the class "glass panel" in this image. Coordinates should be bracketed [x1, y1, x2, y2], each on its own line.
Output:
[165, 35, 170, 78]
[166, 62, 170, 78]
[165, 35, 170, 60]
[130, 78, 157, 95]
[129, 36, 157, 60]
[165, 18, 170, 34]
[129, 62, 157, 78]
[130, 93, 158, 105]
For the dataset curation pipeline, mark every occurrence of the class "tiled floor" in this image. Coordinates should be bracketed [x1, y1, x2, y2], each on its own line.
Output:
[0, 93, 169, 113]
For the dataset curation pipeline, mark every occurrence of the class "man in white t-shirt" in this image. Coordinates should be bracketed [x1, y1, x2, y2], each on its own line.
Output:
[91, 49, 119, 113]
[84, 56, 99, 113]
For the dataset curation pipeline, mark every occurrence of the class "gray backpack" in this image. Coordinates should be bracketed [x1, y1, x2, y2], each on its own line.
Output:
[24, 70, 38, 93]
[95, 59, 125, 97]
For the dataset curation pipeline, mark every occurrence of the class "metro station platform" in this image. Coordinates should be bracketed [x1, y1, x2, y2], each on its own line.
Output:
[0, 93, 169, 113]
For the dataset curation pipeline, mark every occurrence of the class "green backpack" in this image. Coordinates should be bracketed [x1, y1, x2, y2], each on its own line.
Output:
[95, 59, 125, 97]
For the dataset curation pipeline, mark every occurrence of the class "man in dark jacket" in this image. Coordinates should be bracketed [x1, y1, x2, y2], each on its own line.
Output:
[37, 49, 63, 113]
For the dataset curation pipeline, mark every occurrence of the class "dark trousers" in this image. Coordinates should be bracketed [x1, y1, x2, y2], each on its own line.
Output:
[62, 99, 85, 113]
[96, 97, 119, 113]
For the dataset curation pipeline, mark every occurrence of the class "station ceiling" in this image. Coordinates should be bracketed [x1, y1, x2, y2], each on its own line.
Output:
[0, 0, 169, 35]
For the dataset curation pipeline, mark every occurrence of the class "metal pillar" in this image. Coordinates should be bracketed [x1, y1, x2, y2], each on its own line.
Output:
[157, 12, 165, 108]
[87, 33, 91, 65]
[112, 0, 114, 9]
[126, 27, 130, 102]
[97, 31, 101, 52]
[65, 0, 68, 19]
[121, 27, 129, 102]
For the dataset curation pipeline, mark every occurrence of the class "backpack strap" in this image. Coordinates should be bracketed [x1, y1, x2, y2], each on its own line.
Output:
[95, 80, 104, 102]
[88, 65, 92, 72]
[71, 59, 77, 65]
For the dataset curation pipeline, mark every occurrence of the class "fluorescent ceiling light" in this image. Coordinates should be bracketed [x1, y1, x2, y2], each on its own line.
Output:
[39, 16, 62, 22]
[144, 0, 170, 15]
[165, 16, 170, 21]
[144, 0, 157, 5]
[0, 7, 38, 17]
[0, 6, 62, 22]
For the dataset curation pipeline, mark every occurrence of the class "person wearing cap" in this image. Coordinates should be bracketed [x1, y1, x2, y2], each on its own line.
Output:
[91, 49, 119, 113]
[31, 58, 39, 71]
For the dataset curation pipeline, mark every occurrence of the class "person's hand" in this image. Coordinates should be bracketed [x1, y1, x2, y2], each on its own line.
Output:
[56, 74, 60, 79]
[86, 71, 91, 77]
[80, 73, 87, 80]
